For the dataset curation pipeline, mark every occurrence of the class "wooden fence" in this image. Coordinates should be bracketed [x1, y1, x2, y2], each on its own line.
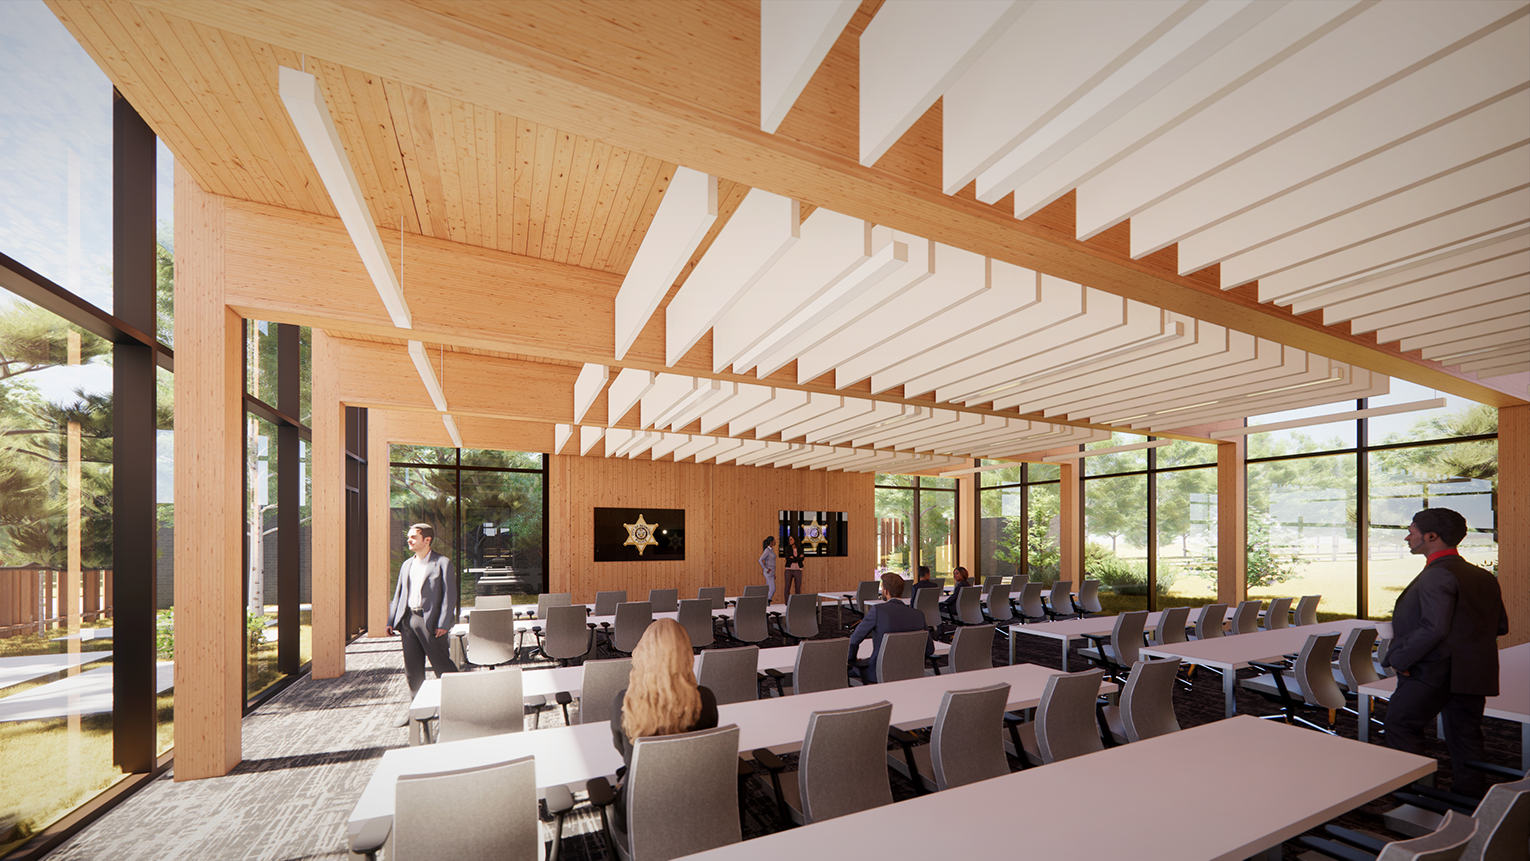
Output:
[0, 568, 113, 638]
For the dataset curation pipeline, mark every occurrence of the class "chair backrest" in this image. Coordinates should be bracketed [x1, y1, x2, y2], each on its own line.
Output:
[1194, 603, 1228, 639]
[912, 586, 941, 630]
[1153, 606, 1191, 646]
[930, 578, 946, 589]
[852, 580, 879, 613]
[949, 624, 994, 673]
[782, 593, 819, 639]
[1018, 582, 1046, 619]
[1377, 810, 1477, 861]
[578, 658, 634, 725]
[797, 701, 894, 824]
[474, 594, 519, 611]
[875, 630, 929, 684]
[730, 596, 769, 643]
[986, 582, 1014, 624]
[437, 668, 523, 743]
[741, 584, 769, 599]
[1036, 669, 1106, 764]
[697, 586, 726, 611]
[613, 602, 654, 653]
[794, 638, 851, 694]
[1077, 579, 1103, 614]
[1294, 594, 1321, 627]
[594, 590, 627, 616]
[1048, 581, 1073, 615]
[542, 604, 594, 661]
[676, 599, 715, 649]
[1263, 596, 1293, 631]
[1337, 626, 1381, 691]
[1230, 600, 1261, 635]
[536, 592, 573, 618]
[1463, 776, 1529, 861]
[954, 585, 984, 625]
[466, 607, 518, 666]
[1293, 631, 1346, 709]
[394, 755, 539, 861]
[931, 683, 1011, 791]
[1111, 611, 1148, 667]
[624, 725, 743, 861]
[696, 645, 759, 705]
[1121, 658, 1181, 743]
[1375, 636, 1397, 678]
[647, 588, 679, 613]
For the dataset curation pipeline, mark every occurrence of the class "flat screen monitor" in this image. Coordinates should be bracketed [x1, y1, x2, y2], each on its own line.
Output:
[778, 510, 847, 557]
[593, 507, 685, 561]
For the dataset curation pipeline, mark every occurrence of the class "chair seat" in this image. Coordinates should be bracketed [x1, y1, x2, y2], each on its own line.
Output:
[1077, 644, 1122, 664]
[886, 743, 936, 793]
[1099, 703, 1127, 746]
[1238, 670, 1291, 698]
[1002, 720, 1042, 766]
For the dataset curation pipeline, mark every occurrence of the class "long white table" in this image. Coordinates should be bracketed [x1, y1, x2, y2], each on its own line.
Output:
[1356, 641, 1530, 770]
[676, 715, 1435, 861]
[349, 661, 1074, 841]
[1004, 607, 1238, 671]
[1141, 619, 1381, 717]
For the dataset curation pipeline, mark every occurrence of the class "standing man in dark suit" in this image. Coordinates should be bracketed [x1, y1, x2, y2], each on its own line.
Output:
[1382, 508, 1508, 797]
[848, 572, 933, 684]
[387, 523, 459, 726]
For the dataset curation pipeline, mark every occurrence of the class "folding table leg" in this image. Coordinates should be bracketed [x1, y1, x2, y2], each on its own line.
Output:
[1223, 669, 1236, 718]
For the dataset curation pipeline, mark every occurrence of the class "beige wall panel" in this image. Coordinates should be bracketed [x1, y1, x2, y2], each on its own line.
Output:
[170, 166, 243, 779]
[368, 410, 392, 637]
[310, 330, 346, 679]
[1499, 404, 1527, 647]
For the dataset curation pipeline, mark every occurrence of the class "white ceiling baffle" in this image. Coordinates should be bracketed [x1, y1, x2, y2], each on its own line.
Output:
[614, 167, 717, 360]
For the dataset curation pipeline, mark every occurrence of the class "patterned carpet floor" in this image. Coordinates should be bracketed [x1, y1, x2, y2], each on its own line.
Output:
[41, 608, 1524, 861]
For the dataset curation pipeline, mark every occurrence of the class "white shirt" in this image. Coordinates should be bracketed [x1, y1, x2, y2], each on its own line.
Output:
[405, 556, 427, 612]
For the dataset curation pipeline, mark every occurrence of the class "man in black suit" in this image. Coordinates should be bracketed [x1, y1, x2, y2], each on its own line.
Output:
[848, 572, 933, 684]
[908, 565, 941, 599]
[1382, 508, 1508, 796]
[387, 523, 459, 726]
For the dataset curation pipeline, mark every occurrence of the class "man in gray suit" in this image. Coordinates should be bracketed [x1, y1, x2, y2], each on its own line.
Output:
[387, 523, 459, 726]
[1382, 508, 1508, 797]
[848, 572, 934, 684]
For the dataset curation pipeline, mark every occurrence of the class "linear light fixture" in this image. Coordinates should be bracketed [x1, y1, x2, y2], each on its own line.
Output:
[440, 414, 463, 449]
[1043, 440, 1173, 463]
[406, 341, 449, 412]
[278, 66, 411, 329]
[1210, 398, 1446, 439]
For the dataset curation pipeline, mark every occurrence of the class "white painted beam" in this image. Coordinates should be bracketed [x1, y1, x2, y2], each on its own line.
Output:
[760, 0, 860, 134]
[615, 167, 717, 359]
[572, 363, 608, 425]
[580, 426, 604, 456]
[606, 368, 655, 427]
[554, 424, 572, 455]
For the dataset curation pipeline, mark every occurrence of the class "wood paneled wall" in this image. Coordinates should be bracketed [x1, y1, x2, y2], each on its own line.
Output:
[548, 456, 874, 602]
[1500, 404, 1527, 647]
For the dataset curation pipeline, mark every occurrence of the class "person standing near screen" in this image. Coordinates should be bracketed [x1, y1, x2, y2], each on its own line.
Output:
[386, 523, 459, 727]
[759, 535, 777, 602]
[782, 534, 806, 599]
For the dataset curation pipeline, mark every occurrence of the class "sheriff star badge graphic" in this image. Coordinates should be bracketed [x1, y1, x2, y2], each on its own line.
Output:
[623, 514, 660, 556]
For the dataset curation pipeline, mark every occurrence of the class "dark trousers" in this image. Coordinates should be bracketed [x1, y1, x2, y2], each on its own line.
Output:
[1383, 675, 1490, 796]
[400, 608, 457, 696]
[783, 566, 802, 598]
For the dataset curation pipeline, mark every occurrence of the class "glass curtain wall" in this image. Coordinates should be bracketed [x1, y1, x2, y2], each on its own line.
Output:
[389, 447, 548, 607]
[873, 475, 959, 576]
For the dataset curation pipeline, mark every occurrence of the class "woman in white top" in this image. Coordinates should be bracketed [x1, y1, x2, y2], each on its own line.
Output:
[758, 535, 777, 602]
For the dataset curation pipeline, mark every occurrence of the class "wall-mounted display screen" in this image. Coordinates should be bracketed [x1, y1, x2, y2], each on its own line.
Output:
[778, 511, 848, 557]
[593, 507, 686, 561]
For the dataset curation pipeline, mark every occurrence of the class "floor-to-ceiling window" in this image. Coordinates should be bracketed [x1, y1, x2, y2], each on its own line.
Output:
[875, 474, 959, 576]
[389, 447, 548, 607]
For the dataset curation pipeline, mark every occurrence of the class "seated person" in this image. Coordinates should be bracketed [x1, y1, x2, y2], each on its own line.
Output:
[610, 619, 719, 831]
[849, 572, 934, 684]
[940, 565, 973, 615]
[907, 565, 941, 599]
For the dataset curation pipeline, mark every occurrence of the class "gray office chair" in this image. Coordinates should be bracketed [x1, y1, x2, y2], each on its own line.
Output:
[912, 586, 941, 631]
[950, 585, 984, 626]
[610, 602, 653, 656]
[1188, 603, 1228, 641]
[947, 624, 994, 673]
[1293, 594, 1321, 627]
[789, 638, 851, 695]
[697, 645, 759, 705]
[615, 726, 742, 861]
[463, 607, 518, 669]
[1228, 600, 1261, 635]
[1079, 609, 1146, 685]
[536, 592, 573, 617]
[675, 598, 715, 650]
[1007, 668, 1107, 766]
[474, 594, 520, 613]
[537, 604, 596, 666]
[755, 701, 894, 825]
[1378, 776, 1530, 861]
[594, 590, 628, 617]
[1151, 606, 1192, 646]
[1333, 625, 1383, 731]
[356, 755, 539, 861]
[1241, 631, 1345, 733]
[1302, 809, 1481, 861]
[873, 629, 929, 684]
[577, 658, 633, 724]
[1099, 658, 1181, 745]
[740, 584, 769, 600]
[647, 588, 678, 613]
[1375, 636, 1397, 678]
[768, 593, 819, 644]
[889, 683, 1011, 793]
[1261, 596, 1293, 631]
[1074, 579, 1104, 616]
[1043, 580, 1075, 620]
[846, 581, 879, 620]
[1015, 582, 1048, 624]
[727, 595, 770, 644]
[697, 586, 726, 611]
[436, 667, 523, 743]
[983, 581, 1014, 629]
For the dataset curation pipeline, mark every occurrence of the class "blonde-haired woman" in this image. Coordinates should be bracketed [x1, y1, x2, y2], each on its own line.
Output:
[609, 618, 719, 830]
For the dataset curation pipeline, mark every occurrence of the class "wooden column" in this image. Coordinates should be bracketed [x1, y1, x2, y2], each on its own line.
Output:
[310, 329, 345, 678]
[1499, 404, 1527, 647]
[172, 166, 243, 779]
[1059, 461, 1082, 581]
[957, 463, 976, 573]
[367, 408, 392, 636]
[1217, 438, 1248, 606]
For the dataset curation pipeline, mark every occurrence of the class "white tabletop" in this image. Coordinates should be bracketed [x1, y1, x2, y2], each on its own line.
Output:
[676, 715, 1435, 861]
[351, 662, 1069, 838]
[1006, 607, 1234, 670]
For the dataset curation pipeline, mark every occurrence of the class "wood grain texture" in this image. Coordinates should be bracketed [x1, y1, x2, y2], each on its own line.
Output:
[1499, 404, 1527, 648]
[310, 330, 345, 679]
[547, 455, 874, 603]
[1060, 461, 1080, 581]
[367, 409, 392, 637]
[170, 165, 242, 779]
[1217, 439, 1248, 606]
